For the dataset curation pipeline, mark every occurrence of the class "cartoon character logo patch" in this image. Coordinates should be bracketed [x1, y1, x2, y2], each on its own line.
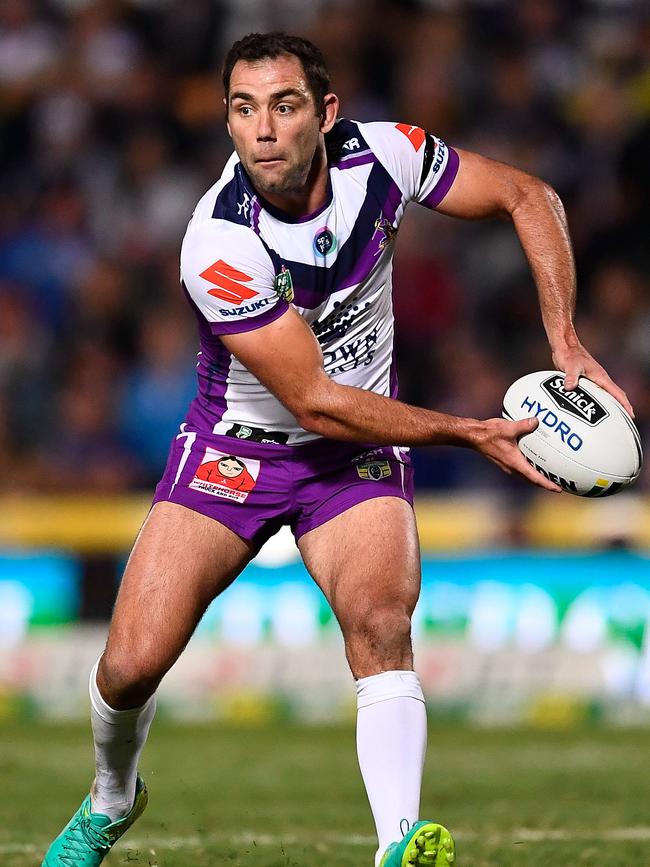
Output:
[189, 448, 260, 503]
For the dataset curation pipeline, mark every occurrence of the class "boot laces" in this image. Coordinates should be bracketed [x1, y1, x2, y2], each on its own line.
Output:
[59, 813, 110, 864]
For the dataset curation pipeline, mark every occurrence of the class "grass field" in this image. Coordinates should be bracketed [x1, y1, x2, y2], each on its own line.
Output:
[4, 721, 650, 866]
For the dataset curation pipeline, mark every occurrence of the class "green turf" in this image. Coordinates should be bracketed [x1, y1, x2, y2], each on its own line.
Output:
[3, 721, 650, 866]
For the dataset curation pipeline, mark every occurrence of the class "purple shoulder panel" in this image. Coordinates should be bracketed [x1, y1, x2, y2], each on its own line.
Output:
[208, 299, 290, 336]
[421, 147, 460, 210]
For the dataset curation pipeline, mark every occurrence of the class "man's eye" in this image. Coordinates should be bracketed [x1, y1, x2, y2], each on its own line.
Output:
[239, 106, 253, 116]
[277, 104, 293, 114]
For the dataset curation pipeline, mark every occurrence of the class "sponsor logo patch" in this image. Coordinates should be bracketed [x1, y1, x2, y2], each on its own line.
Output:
[541, 376, 609, 426]
[225, 424, 289, 445]
[342, 137, 360, 151]
[356, 460, 392, 481]
[395, 123, 426, 152]
[189, 448, 260, 502]
[313, 227, 337, 258]
[373, 216, 397, 254]
[237, 192, 251, 219]
[274, 265, 294, 302]
[323, 325, 378, 374]
[201, 259, 259, 305]
[218, 297, 272, 317]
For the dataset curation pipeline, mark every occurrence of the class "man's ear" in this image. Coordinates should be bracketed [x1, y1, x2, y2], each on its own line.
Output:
[223, 97, 232, 138]
[320, 92, 339, 134]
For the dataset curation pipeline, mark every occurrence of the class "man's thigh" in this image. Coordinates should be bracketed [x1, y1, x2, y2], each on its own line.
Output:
[297, 496, 421, 641]
[104, 501, 256, 679]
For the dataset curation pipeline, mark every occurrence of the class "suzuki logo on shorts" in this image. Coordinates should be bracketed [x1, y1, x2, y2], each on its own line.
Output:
[200, 259, 259, 305]
[541, 376, 609, 426]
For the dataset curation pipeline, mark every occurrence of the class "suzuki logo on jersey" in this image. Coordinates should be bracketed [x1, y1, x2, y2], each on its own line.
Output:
[200, 259, 259, 305]
[218, 297, 272, 317]
[541, 376, 609, 426]
[395, 123, 426, 152]
[432, 139, 445, 175]
[313, 227, 337, 257]
[342, 137, 360, 151]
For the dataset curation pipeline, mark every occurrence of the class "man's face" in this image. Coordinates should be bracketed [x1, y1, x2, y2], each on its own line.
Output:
[226, 55, 325, 198]
[218, 458, 244, 478]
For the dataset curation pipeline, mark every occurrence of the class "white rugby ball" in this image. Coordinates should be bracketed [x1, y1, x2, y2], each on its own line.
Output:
[503, 370, 642, 496]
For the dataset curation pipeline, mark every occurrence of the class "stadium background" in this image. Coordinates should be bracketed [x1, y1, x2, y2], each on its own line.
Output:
[0, 0, 650, 867]
[1, 2, 650, 864]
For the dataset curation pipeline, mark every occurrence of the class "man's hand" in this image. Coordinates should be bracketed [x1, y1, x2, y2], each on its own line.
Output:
[221, 307, 561, 491]
[433, 148, 635, 422]
[552, 340, 634, 418]
[469, 416, 562, 493]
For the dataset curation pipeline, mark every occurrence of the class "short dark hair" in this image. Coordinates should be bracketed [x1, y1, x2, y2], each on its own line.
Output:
[222, 456, 245, 467]
[222, 32, 330, 116]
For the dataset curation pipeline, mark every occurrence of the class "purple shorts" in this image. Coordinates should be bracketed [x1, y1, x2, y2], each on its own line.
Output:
[152, 427, 414, 545]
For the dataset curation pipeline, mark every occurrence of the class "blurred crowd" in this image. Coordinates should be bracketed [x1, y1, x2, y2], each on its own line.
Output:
[0, 0, 648, 494]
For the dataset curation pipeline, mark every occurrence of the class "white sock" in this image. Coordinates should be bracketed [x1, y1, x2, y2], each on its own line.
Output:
[89, 659, 156, 822]
[356, 670, 427, 867]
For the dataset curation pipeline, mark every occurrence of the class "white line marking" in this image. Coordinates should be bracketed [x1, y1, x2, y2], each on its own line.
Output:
[8, 827, 650, 855]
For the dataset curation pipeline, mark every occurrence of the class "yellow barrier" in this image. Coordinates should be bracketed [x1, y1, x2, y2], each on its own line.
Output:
[0, 494, 151, 552]
[0, 493, 648, 552]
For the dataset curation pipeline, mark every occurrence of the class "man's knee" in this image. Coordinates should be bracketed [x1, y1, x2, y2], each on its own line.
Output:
[97, 650, 160, 710]
[343, 605, 413, 655]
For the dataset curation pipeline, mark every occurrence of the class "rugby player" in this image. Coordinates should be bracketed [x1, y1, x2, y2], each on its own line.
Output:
[42, 32, 633, 867]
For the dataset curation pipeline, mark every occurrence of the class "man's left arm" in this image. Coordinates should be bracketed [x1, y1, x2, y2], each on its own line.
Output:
[435, 148, 634, 416]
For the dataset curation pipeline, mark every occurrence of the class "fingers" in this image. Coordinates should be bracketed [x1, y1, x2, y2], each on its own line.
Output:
[511, 449, 562, 492]
[587, 370, 635, 419]
[557, 354, 636, 418]
[563, 368, 581, 391]
[491, 446, 562, 492]
[487, 418, 562, 492]
[512, 416, 539, 439]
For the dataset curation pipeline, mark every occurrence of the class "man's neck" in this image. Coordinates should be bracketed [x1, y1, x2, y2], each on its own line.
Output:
[260, 140, 329, 219]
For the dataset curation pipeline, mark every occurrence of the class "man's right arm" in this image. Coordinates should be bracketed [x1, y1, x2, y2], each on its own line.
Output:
[221, 306, 562, 492]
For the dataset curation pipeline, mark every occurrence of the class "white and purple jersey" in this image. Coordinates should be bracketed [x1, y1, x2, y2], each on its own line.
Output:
[181, 119, 459, 445]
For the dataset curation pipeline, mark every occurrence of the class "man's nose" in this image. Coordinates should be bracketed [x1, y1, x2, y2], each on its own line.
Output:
[256, 110, 276, 141]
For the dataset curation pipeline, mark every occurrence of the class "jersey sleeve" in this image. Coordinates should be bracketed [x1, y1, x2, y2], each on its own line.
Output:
[180, 218, 289, 336]
[360, 121, 460, 210]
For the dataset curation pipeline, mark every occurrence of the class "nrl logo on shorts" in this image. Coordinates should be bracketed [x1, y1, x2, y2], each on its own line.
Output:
[357, 460, 392, 481]
[541, 375, 609, 426]
[235, 425, 253, 439]
[274, 265, 294, 302]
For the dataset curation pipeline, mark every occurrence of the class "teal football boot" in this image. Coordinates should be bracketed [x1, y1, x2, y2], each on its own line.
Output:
[41, 775, 148, 866]
[378, 820, 456, 867]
